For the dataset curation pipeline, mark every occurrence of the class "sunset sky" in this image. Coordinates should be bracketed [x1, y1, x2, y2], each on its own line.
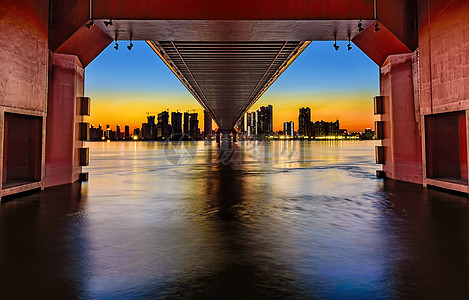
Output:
[85, 41, 379, 132]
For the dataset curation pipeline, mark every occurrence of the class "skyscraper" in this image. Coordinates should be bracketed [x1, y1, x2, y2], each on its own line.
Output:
[171, 112, 183, 135]
[256, 105, 273, 136]
[246, 112, 253, 136]
[246, 111, 258, 136]
[183, 112, 190, 135]
[204, 110, 212, 139]
[105, 124, 111, 140]
[133, 128, 141, 139]
[313, 120, 339, 138]
[116, 125, 121, 139]
[157, 111, 170, 139]
[266, 105, 273, 135]
[141, 123, 148, 139]
[89, 124, 103, 140]
[255, 110, 258, 135]
[147, 115, 156, 139]
[189, 113, 199, 138]
[124, 125, 130, 140]
[284, 121, 294, 137]
[298, 107, 311, 137]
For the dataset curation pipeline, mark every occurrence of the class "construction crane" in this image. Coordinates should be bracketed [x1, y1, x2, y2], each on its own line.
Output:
[188, 108, 205, 113]
[146, 109, 169, 116]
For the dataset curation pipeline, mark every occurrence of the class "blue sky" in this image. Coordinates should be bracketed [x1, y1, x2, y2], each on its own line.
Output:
[85, 40, 379, 131]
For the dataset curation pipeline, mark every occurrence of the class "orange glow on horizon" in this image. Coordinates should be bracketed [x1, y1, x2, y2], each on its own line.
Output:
[88, 90, 376, 133]
[250, 90, 376, 132]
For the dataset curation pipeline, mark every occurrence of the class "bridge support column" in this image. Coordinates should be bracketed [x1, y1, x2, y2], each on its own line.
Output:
[44, 54, 85, 188]
[218, 129, 234, 143]
[379, 53, 423, 184]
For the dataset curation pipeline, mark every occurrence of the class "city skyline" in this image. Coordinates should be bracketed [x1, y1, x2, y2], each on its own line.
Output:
[85, 41, 378, 132]
[88, 104, 374, 135]
[89, 104, 374, 142]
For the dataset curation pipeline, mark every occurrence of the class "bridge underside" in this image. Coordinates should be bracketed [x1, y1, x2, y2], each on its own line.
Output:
[148, 41, 308, 129]
[96, 19, 373, 129]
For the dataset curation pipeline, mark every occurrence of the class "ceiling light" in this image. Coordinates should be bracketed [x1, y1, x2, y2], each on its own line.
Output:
[374, 22, 381, 32]
[358, 18, 364, 32]
[333, 34, 339, 51]
[114, 41, 119, 50]
[104, 19, 113, 27]
[127, 41, 133, 51]
[85, 20, 94, 29]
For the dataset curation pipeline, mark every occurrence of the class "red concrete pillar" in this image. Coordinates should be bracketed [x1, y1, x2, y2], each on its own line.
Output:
[380, 53, 423, 184]
[44, 54, 84, 187]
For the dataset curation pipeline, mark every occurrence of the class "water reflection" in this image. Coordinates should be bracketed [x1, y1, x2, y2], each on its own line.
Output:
[0, 183, 89, 299]
[1, 141, 469, 299]
[378, 180, 469, 299]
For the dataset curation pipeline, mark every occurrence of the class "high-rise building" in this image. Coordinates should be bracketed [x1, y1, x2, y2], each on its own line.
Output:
[183, 112, 190, 135]
[298, 107, 311, 137]
[314, 120, 325, 137]
[142, 123, 148, 139]
[204, 110, 212, 139]
[256, 105, 273, 136]
[313, 120, 339, 138]
[171, 112, 183, 135]
[254, 110, 261, 135]
[157, 111, 170, 139]
[124, 125, 130, 140]
[247, 111, 259, 136]
[363, 128, 375, 140]
[117, 125, 122, 139]
[105, 124, 111, 139]
[189, 113, 199, 138]
[265, 105, 273, 134]
[330, 120, 339, 137]
[258, 109, 265, 134]
[147, 115, 156, 139]
[246, 112, 253, 136]
[284, 121, 294, 137]
[89, 124, 103, 140]
[133, 128, 141, 139]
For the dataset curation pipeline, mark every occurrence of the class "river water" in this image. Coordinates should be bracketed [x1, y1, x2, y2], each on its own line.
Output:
[1, 140, 469, 299]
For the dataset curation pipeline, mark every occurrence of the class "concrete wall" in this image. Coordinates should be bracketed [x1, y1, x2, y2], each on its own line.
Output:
[377, 0, 469, 191]
[0, 0, 50, 198]
[0, 0, 49, 113]
[44, 54, 84, 187]
[380, 54, 423, 184]
[1, 1, 87, 190]
[416, 0, 469, 191]
[418, 0, 469, 115]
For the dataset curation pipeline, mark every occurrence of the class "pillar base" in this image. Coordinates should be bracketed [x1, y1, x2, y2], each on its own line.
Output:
[376, 170, 386, 178]
[79, 172, 89, 182]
